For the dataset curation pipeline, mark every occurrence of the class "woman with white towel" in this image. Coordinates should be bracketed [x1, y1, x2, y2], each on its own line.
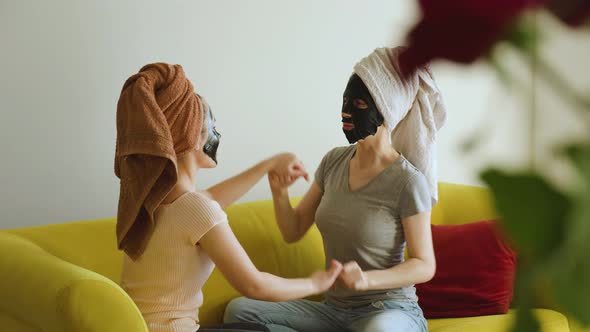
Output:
[224, 47, 447, 332]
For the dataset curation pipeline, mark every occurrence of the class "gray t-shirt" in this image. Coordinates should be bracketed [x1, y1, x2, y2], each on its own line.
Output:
[314, 145, 432, 307]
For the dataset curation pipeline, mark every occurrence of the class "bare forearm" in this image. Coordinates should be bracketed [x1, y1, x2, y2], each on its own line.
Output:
[206, 159, 272, 208]
[365, 258, 435, 291]
[247, 273, 316, 302]
[271, 189, 301, 243]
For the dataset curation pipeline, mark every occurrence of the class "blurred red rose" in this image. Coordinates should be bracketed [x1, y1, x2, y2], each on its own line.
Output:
[400, 0, 539, 73]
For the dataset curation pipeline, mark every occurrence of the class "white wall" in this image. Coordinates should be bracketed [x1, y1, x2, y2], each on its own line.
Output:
[1, 1, 588, 229]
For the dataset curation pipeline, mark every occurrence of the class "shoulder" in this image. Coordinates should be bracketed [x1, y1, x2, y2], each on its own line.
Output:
[321, 145, 354, 167]
[176, 191, 226, 220]
[170, 192, 227, 243]
[398, 156, 429, 192]
[183, 191, 216, 206]
[327, 145, 354, 157]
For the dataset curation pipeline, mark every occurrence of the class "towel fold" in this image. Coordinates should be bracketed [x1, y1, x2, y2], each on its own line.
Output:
[354, 47, 447, 203]
[115, 63, 203, 260]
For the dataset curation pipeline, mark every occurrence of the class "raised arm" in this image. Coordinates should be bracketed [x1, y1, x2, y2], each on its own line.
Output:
[204, 153, 308, 209]
[269, 178, 323, 243]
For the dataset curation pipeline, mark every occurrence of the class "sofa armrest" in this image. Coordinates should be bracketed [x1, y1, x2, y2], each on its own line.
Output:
[0, 232, 147, 332]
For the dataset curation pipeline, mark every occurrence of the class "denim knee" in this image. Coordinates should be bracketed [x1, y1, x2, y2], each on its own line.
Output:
[223, 297, 253, 323]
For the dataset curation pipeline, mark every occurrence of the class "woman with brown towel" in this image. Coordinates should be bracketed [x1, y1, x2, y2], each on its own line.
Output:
[114, 63, 342, 332]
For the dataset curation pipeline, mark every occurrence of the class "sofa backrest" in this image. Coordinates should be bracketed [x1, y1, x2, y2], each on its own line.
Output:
[1, 182, 498, 325]
[433, 183, 496, 225]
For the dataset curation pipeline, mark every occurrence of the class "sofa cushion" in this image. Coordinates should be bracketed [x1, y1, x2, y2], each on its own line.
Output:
[428, 309, 569, 332]
[416, 220, 517, 318]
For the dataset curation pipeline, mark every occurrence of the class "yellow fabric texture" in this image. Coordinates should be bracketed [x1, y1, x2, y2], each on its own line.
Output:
[0, 183, 578, 331]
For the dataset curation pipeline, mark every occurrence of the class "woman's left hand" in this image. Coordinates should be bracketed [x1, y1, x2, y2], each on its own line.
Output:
[338, 261, 369, 291]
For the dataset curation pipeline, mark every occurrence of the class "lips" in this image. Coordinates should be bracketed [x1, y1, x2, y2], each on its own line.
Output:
[342, 122, 355, 131]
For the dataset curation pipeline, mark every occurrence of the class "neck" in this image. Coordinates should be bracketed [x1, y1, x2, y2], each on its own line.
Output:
[162, 155, 199, 204]
[354, 132, 398, 169]
[176, 171, 198, 191]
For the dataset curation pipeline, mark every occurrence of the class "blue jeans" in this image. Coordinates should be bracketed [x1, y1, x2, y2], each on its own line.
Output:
[199, 322, 270, 331]
[223, 297, 428, 332]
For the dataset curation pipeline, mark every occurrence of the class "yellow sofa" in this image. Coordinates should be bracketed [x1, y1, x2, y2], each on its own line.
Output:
[0, 183, 577, 332]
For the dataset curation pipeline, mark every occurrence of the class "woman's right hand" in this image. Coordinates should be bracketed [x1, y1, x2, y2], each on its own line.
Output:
[310, 260, 343, 294]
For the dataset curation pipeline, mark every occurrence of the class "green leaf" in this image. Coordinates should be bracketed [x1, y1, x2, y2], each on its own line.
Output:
[561, 144, 590, 252]
[564, 144, 590, 185]
[510, 266, 541, 332]
[504, 14, 543, 53]
[565, 192, 590, 254]
[552, 255, 590, 325]
[480, 169, 571, 259]
[512, 306, 540, 332]
[548, 144, 590, 325]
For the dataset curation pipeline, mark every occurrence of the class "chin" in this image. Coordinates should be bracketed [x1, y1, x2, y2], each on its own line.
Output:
[204, 160, 218, 168]
[196, 154, 218, 169]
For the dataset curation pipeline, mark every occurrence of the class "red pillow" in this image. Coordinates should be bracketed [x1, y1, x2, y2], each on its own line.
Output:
[415, 220, 517, 318]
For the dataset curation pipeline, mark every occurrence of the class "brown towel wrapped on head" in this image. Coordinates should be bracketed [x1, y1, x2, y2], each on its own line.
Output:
[115, 63, 203, 260]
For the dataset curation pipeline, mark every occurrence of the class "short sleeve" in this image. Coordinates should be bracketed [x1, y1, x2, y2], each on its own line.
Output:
[177, 192, 228, 245]
[314, 152, 331, 192]
[399, 172, 433, 219]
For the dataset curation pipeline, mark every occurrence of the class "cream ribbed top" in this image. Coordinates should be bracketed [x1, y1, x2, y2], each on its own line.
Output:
[121, 191, 227, 332]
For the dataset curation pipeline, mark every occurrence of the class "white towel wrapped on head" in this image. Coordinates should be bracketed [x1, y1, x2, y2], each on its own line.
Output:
[353, 47, 447, 204]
